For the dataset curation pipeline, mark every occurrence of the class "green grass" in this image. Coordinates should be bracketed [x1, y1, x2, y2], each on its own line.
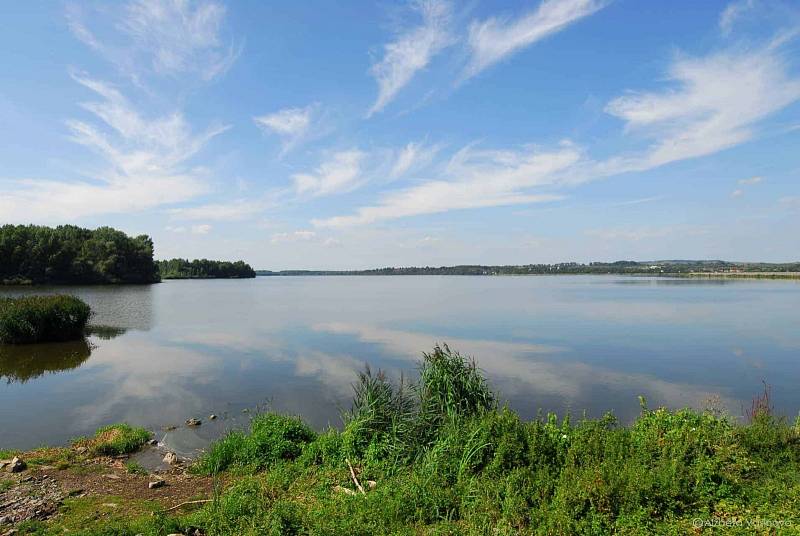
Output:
[194, 413, 316, 474]
[73, 423, 151, 456]
[0, 295, 91, 344]
[9, 345, 800, 535]
[125, 461, 148, 475]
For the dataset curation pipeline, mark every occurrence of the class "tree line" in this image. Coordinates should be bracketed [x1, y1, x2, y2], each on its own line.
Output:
[156, 258, 256, 279]
[0, 224, 159, 284]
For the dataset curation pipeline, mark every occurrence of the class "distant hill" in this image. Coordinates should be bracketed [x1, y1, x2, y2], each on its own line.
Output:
[256, 260, 800, 276]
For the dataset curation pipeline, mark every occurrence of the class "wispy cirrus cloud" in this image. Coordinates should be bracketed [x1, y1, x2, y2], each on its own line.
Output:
[316, 35, 800, 228]
[389, 141, 442, 179]
[738, 176, 763, 185]
[313, 143, 575, 227]
[67, 0, 241, 82]
[168, 199, 270, 221]
[0, 74, 228, 222]
[463, 0, 607, 81]
[292, 149, 366, 197]
[254, 103, 323, 155]
[719, 0, 756, 36]
[604, 45, 800, 171]
[270, 230, 316, 244]
[368, 0, 454, 116]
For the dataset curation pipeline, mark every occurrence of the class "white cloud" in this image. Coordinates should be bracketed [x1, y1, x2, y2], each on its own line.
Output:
[168, 199, 268, 221]
[738, 175, 763, 185]
[316, 39, 800, 228]
[313, 143, 574, 227]
[191, 224, 212, 234]
[389, 141, 441, 179]
[585, 225, 709, 242]
[68, 0, 240, 82]
[720, 0, 756, 36]
[254, 104, 320, 155]
[270, 230, 317, 244]
[604, 46, 800, 170]
[368, 0, 453, 116]
[612, 195, 665, 207]
[292, 149, 366, 197]
[731, 189, 744, 198]
[464, 0, 606, 80]
[0, 75, 228, 222]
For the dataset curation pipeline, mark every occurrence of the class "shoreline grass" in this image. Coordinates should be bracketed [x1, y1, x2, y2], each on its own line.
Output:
[6, 345, 800, 535]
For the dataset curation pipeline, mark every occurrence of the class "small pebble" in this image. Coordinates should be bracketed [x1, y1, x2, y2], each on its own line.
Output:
[209, 414, 217, 420]
[148, 480, 165, 489]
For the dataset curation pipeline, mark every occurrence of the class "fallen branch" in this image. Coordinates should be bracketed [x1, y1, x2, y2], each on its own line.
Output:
[162, 499, 212, 512]
[346, 457, 365, 495]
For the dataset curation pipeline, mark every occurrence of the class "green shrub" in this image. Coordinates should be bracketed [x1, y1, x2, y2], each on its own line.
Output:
[417, 343, 496, 426]
[0, 295, 91, 344]
[195, 413, 317, 474]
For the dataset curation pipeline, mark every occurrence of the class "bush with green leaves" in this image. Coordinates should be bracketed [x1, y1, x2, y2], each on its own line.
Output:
[0, 295, 91, 344]
[195, 413, 317, 474]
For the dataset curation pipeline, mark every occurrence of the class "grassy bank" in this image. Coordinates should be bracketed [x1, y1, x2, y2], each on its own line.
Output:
[0, 295, 91, 344]
[6, 345, 800, 535]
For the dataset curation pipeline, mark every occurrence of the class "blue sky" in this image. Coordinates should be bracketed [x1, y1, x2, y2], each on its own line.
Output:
[1, 0, 799, 269]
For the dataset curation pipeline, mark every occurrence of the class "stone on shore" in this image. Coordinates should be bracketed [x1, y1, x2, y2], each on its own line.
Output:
[5, 457, 26, 473]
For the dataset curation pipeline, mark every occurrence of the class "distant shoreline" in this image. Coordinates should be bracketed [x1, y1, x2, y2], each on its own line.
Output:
[255, 261, 800, 279]
[255, 271, 800, 279]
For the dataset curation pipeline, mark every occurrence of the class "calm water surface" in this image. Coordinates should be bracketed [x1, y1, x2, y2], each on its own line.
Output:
[2, 276, 799, 452]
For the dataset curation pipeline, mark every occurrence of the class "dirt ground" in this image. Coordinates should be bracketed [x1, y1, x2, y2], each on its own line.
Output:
[0, 451, 216, 531]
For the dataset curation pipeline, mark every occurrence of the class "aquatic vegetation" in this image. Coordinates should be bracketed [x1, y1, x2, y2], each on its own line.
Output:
[194, 414, 316, 474]
[0, 295, 91, 344]
[73, 424, 151, 456]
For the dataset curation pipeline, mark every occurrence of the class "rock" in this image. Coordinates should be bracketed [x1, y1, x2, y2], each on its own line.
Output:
[0, 516, 7, 525]
[0, 460, 8, 470]
[148, 479, 165, 489]
[333, 485, 357, 496]
[209, 414, 218, 420]
[75, 446, 88, 455]
[147, 439, 158, 446]
[163, 452, 178, 465]
[367, 480, 377, 490]
[6, 457, 26, 473]
[185, 418, 201, 426]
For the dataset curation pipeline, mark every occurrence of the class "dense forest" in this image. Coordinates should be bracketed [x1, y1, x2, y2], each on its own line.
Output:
[156, 258, 256, 279]
[0, 225, 159, 285]
[257, 260, 800, 276]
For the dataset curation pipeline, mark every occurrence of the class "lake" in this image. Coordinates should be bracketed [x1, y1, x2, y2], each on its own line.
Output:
[2, 276, 799, 453]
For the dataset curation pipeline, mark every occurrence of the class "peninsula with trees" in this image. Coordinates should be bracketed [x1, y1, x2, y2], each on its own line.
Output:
[156, 258, 256, 279]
